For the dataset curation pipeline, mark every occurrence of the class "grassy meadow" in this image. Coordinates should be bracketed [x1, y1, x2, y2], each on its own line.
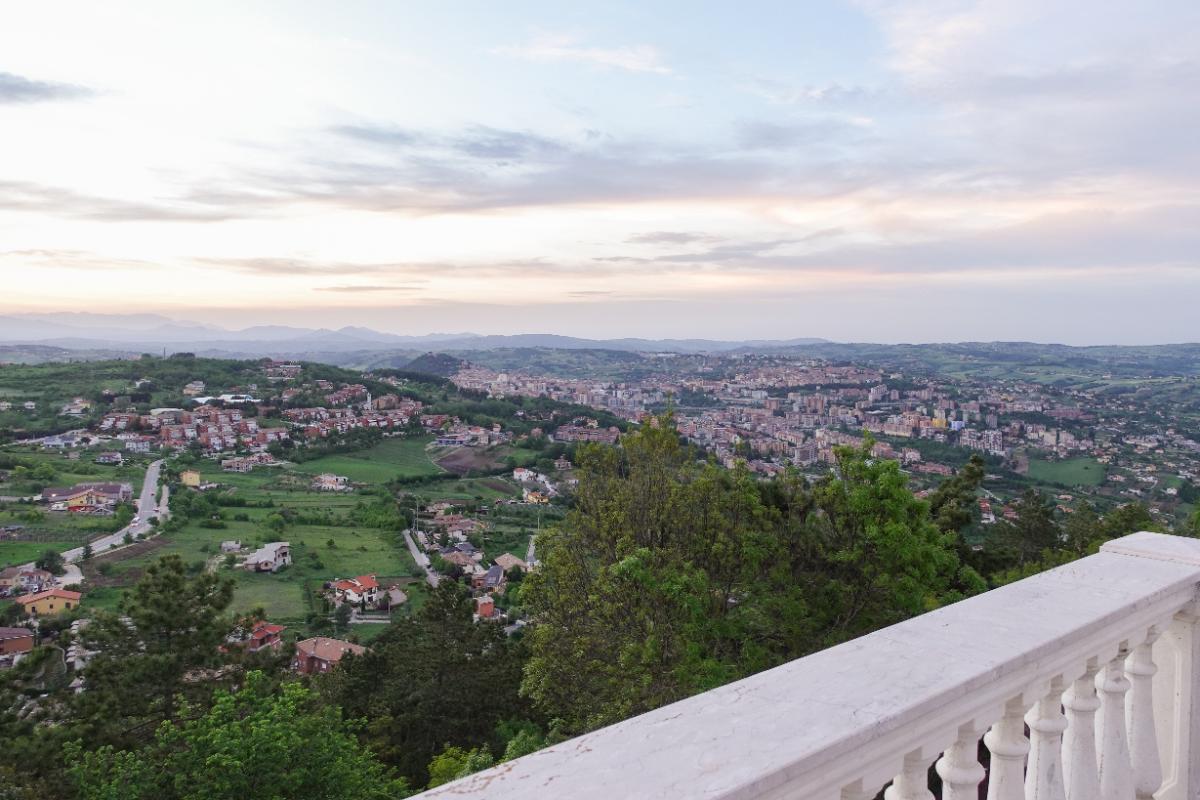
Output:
[1026, 457, 1106, 487]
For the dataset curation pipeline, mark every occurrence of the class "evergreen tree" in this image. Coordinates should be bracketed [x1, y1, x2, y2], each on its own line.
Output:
[73, 555, 235, 748]
[319, 581, 531, 786]
[66, 672, 410, 800]
[520, 419, 979, 735]
[995, 489, 1061, 566]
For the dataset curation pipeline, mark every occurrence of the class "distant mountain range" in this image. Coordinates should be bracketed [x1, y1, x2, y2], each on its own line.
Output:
[3, 314, 1198, 382]
[0, 313, 830, 357]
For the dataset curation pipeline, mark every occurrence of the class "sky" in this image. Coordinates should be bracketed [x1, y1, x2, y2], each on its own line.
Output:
[1, 0, 1198, 344]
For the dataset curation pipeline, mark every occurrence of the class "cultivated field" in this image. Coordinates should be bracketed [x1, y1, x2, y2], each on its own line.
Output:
[1025, 456, 1106, 487]
[290, 436, 443, 483]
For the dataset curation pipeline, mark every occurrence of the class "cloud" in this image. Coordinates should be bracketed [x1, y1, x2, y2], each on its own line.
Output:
[652, 238, 798, 264]
[197, 257, 409, 277]
[450, 126, 566, 161]
[0, 249, 158, 271]
[626, 232, 720, 246]
[493, 34, 671, 74]
[735, 119, 865, 150]
[740, 77, 883, 107]
[222, 123, 809, 215]
[328, 124, 424, 147]
[663, 206, 1200, 276]
[0, 181, 233, 222]
[0, 72, 93, 104]
[314, 285, 425, 293]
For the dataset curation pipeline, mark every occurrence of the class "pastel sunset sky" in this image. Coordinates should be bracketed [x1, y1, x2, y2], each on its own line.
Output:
[1, 1, 1197, 342]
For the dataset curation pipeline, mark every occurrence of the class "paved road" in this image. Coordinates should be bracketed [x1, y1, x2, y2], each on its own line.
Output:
[20, 460, 168, 578]
[63, 459, 168, 564]
[402, 529, 440, 588]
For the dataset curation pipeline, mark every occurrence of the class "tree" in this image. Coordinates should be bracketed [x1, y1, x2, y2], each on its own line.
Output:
[1101, 503, 1157, 541]
[333, 602, 353, 632]
[66, 672, 410, 800]
[1064, 502, 1102, 556]
[995, 489, 1061, 566]
[73, 555, 235, 748]
[926, 454, 985, 535]
[520, 420, 979, 735]
[426, 745, 493, 788]
[81, 542, 94, 562]
[35, 550, 65, 576]
[319, 581, 531, 786]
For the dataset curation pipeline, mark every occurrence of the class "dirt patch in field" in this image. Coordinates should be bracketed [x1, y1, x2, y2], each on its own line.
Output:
[82, 538, 166, 587]
[434, 447, 504, 476]
[480, 479, 512, 494]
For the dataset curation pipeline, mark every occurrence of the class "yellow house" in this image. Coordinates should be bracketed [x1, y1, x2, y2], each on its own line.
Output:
[65, 489, 105, 510]
[16, 588, 82, 617]
[180, 469, 202, 487]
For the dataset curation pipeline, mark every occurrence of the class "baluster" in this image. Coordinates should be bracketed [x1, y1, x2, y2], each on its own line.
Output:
[1096, 646, 1135, 800]
[841, 781, 877, 800]
[985, 697, 1030, 800]
[1025, 678, 1068, 800]
[883, 749, 933, 800]
[1063, 659, 1102, 800]
[936, 722, 985, 800]
[1126, 627, 1163, 800]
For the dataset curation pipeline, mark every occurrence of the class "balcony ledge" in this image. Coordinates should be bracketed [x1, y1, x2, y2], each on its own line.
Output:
[415, 532, 1200, 799]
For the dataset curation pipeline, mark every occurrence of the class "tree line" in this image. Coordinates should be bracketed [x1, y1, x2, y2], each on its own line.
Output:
[0, 415, 1188, 797]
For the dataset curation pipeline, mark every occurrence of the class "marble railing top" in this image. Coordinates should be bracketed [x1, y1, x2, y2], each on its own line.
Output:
[415, 532, 1200, 800]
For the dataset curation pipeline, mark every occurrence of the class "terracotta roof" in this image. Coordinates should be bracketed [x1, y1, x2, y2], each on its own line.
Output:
[294, 637, 365, 663]
[331, 575, 378, 592]
[16, 588, 82, 606]
[494, 553, 528, 572]
[0, 627, 34, 641]
[250, 622, 286, 640]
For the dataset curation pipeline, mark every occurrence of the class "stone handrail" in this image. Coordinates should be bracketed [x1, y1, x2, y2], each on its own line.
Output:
[415, 531, 1200, 799]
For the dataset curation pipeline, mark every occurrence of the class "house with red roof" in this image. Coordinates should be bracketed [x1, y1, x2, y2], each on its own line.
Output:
[327, 574, 380, 607]
[291, 637, 365, 675]
[247, 621, 286, 653]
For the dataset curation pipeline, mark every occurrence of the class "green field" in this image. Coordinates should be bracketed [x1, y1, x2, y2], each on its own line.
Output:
[1026, 457, 1106, 487]
[0, 541, 82, 567]
[94, 458, 422, 623]
[0, 447, 149, 497]
[479, 521, 532, 562]
[0, 446, 150, 566]
[402, 477, 520, 503]
[290, 437, 443, 483]
[102, 519, 420, 621]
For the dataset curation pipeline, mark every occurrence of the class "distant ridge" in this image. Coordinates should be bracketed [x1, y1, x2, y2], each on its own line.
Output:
[0, 313, 828, 355]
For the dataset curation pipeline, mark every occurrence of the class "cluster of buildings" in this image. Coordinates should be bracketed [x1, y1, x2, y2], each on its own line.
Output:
[95, 406, 290, 453]
[412, 502, 531, 621]
[553, 420, 621, 445]
[457, 361, 1108, 478]
[283, 399, 420, 438]
[324, 573, 407, 612]
[448, 356, 1200, 521]
[220, 453, 284, 472]
[0, 566, 55, 597]
[40, 481, 133, 513]
[423, 416, 511, 447]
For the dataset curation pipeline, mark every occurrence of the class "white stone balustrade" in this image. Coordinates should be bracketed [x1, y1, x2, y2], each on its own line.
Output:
[415, 532, 1200, 799]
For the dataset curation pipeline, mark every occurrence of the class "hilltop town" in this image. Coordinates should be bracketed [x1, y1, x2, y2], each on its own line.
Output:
[453, 350, 1200, 533]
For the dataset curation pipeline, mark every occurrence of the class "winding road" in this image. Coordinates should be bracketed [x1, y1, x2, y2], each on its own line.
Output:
[65, 459, 168, 563]
[402, 528, 440, 588]
[20, 459, 169, 581]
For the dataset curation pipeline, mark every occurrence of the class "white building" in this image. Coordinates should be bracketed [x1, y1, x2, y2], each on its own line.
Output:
[242, 542, 291, 573]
